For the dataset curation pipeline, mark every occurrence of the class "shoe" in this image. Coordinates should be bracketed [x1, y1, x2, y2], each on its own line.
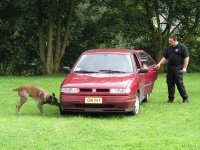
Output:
[167, 100, 174, 103]
[183, 99, 189, 103]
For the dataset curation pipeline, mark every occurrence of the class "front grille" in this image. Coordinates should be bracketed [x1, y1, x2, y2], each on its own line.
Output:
[80, 88, 92, 92]
[79, 88, 109, 93]
[96, 89, 109, 92]
[76, 104, 113, 108]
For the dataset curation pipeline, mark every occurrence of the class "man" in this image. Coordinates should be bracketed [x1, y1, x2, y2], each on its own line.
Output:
[156, 35, 189, 103]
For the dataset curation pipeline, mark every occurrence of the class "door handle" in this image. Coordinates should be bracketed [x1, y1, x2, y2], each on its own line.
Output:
[150, 68, 157, 72]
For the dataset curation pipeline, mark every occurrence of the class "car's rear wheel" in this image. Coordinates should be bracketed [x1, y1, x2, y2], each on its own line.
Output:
[129, 93, 140, 115]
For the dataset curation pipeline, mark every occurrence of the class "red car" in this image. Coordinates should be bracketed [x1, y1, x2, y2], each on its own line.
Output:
[59, 49, 158, 115]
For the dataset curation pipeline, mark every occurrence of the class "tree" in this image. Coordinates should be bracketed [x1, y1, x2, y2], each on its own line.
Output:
[141, 0, 200, 68]
[0, 0, 74, 75]
[1, 0, 200, 75]
[37, 0, 73, 74]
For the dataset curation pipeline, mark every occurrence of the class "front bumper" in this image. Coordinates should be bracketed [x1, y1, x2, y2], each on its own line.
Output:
[60, 94, 136, 113]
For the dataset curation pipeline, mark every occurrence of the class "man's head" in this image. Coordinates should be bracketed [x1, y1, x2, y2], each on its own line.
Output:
[168, 35, 178, 47]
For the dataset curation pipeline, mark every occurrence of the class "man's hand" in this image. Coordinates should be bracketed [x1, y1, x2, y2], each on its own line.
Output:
[156, 63, 161, 70]
[156, 57, 167, 70]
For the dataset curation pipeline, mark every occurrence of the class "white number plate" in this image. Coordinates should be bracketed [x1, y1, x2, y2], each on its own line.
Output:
[85, 97, 102, 104]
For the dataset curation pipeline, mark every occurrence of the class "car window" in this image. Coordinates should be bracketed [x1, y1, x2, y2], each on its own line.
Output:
[73, 53, 134, 73]
[138, 52, 154, 67]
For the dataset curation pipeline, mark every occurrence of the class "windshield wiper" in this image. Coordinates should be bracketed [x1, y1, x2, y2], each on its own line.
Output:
[98, 70, 126, 73]
[74, 70, 98, 73]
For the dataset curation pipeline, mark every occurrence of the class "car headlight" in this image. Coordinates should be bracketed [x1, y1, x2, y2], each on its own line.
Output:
[110, 88, 131, 94]
[61, 88, 79, 93]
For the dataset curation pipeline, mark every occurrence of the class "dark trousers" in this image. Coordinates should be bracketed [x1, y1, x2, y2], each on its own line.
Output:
[166, 66, 188, 101]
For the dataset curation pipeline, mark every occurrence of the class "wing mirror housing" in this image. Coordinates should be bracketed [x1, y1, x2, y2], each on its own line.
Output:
[63, 66, 71, 72]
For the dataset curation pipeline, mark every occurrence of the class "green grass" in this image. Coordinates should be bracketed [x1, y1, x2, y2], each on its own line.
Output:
[0, 73, 200, 150]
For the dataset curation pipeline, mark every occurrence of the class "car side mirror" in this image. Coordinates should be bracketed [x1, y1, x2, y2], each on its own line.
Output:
[138, 68, 148, 73]
[63, 66, 71, 72]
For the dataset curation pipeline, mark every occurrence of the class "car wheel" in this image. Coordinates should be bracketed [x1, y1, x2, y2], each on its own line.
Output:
[59, 105, 66, 115]
[143, 94, 149, 102]
[129, 93, 140, 115]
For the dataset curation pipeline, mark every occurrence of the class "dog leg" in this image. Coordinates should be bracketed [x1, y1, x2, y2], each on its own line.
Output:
[16, 98, 26, 115]
[16, 90, 28, 115]
[37, 99, 44, 115]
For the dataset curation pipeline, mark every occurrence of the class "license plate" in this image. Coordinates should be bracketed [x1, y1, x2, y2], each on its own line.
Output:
[85, 97, 102, 104]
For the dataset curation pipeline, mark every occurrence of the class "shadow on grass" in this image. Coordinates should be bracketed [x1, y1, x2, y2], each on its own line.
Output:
[9, 110, 133, 120]
[58, 111, 136, 119]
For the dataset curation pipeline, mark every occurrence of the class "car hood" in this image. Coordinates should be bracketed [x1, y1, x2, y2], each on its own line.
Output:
[62, 72, 136, 88]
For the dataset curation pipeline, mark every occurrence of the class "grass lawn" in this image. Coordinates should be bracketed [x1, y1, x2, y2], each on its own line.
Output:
[0, 73, 199, 150]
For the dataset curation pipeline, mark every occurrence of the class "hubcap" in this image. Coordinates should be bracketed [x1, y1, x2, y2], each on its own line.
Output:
[146, 94, 149, 100]
[135, 96, 140, 114]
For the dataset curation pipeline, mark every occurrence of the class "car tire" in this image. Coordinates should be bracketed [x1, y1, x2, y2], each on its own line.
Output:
[143, 94, 149, 102]
[59, 105, 66, 115]
[129, 93, 140, 115]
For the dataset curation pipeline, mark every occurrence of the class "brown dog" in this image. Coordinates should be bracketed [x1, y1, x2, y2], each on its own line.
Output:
[12, 85, 59, 115]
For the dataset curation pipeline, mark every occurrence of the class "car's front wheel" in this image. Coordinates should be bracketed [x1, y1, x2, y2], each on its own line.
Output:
[59, 105, 66, 115]
[143, 94, 149, 102]
[129, 93, 140, 115]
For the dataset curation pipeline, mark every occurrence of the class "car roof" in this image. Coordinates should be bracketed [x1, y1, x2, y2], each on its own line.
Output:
[83, 49, 144, 54]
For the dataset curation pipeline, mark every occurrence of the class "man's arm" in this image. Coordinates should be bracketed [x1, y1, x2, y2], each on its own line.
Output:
[182, 57, 189, 74]
[156, 57, 168, 70]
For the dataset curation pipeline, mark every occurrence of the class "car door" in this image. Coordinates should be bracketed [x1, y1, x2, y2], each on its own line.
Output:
[136, 50, 158, 95]
[132, 52, 146, 101]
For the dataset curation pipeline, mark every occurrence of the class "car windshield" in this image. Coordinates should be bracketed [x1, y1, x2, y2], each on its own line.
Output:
[73, 53, 134, 73]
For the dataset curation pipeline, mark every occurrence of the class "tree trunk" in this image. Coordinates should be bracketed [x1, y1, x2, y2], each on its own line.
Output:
[46, 18, 54, 74]
[53, 18, 61, 73]
[38, 25, 46, 74]
[37, 0, 46, 74]
[37, 0, 73, 74]
[153, 0, 165, 72]
[156, 31, 165, 73]
[53, 0, 73, 73]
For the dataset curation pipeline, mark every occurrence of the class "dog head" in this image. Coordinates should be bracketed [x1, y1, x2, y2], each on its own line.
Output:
[46, 93, 60, 106]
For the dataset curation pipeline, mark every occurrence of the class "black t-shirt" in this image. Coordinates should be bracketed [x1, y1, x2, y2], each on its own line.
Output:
[164, 43, 189, 66]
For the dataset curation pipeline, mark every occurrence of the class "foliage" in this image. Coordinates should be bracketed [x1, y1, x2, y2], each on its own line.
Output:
[0, 1, 41, 75]
[0, 0, 200, 75]
[186, 32, 200, 72]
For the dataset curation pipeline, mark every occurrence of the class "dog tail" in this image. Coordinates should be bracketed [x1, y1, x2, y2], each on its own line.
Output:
[12, 88, 19, 91]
